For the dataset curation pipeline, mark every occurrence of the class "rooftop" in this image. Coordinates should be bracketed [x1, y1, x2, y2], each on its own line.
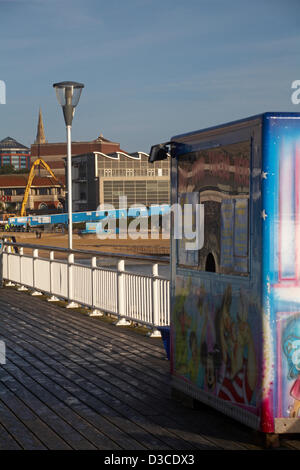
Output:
[0, 174, 64, 187]
[0, 137, 29, 151]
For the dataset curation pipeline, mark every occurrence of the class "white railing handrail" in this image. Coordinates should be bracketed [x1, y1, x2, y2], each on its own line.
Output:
[2, 241, 170, 335]
[2, 240, 170, 265]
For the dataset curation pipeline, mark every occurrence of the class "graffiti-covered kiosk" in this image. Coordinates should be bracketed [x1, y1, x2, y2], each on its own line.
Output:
[153, 113, 300, 436]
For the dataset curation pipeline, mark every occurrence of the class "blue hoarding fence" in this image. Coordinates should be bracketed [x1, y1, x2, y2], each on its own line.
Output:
[8, 205, 171, 228]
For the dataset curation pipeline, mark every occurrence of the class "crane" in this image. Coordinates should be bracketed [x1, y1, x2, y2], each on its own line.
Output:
[20, 158, 65, 217]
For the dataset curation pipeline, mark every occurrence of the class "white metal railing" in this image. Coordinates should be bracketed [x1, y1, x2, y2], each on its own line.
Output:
[2, 241, 170, 334]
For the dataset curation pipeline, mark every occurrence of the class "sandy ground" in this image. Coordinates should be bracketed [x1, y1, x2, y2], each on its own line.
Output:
[2, 231, 170, 259]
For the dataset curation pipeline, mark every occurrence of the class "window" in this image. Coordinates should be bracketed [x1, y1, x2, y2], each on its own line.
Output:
[11, 157, 20, 169]
[39, 188, 50, 195]
[78, 163, 86, 178]
[104, 169, 112, 177]
[2, 156, 10, 165]
[20, 157, 27, 168]
[177, 140, 250, 276]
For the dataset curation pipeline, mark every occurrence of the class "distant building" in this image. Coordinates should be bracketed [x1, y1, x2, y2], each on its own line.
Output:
[31, 111, 170, 212]
[31, 120, 121, 167]
[31, 117, 122, 182]
[0, 136, 31, 170]
[71, 150, 170, 212]
[0, 174, 64, 213]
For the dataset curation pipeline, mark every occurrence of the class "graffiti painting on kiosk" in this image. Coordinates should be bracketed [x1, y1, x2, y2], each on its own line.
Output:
[173, 276, 260, 412]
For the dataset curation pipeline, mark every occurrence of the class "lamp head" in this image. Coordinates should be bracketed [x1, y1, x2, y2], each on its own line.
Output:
[53, 81, 84, 126]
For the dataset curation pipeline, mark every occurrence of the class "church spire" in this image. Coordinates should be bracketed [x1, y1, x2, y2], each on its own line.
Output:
[35, 107, 47, 144]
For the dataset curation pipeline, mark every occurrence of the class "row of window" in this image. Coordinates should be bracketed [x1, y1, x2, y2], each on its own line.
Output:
[104, 181, 169, 190]
[99, 168, 169, 177]
[0, 155, 30, 169]
[103, 180, 170, 208]
[106, 197, 170, 207]
[97, 159, 169, 169]
[0, 188, 62, 196]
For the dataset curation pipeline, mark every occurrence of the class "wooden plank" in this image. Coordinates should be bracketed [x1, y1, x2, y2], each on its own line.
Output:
[24, 296, 169, 378]
[0, 330, 187, 451]
[0, 421, 22, 450]
[0, 288, 298, 450]
[0, 293, 232, 449]
[1, 295, 169, 389]
[3, 293, 260, 449]
[0, 380, 71, 450]
[0, 341, 144, 450]
[0, 290, 261, 449]
[1, 291, 253, 449]
[0, 297, 193, 410]
[0, 398, 46, 450]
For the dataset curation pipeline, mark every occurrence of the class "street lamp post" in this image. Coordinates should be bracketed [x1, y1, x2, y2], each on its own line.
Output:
[53, 81, 84, 250]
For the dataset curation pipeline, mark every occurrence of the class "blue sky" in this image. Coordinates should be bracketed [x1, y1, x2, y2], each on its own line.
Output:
[1, 0, 300, 152]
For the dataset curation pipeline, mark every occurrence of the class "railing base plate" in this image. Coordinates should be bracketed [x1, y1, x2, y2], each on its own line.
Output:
[115, 318, 131, 326]
[47, 296, 60, 302]
[17, 286, 28, 291]
[31, 290, 43, 296]
[89, 309, 104, 317]
[66, 301, 80, 309]
[148, 329, 162, 338]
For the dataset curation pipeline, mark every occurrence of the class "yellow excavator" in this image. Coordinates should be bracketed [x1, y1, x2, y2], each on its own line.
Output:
[20, 158, 65, 217]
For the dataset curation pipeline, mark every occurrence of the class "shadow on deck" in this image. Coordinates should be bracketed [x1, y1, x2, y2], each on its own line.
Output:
[0, 287, 299, 451]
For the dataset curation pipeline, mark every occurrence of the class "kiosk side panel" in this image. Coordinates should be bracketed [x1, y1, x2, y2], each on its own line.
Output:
[262, 114, 300, 433]
[170, 119, 263, 431]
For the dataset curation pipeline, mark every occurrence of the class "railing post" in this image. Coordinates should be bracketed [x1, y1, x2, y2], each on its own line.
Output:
[66, 253, 79, 308]
[149, 263, 161, 337]
[89, 256, 103, 316]
[31, 248, 42, 296]
[17, 247, 28, 291]
[48, 251, 59, 302]
[115, 259, 130, 326]
[0, 238, 3, 288]
[5, 239, 15, 287]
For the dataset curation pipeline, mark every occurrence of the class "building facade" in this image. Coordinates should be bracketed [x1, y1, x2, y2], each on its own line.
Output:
[31, 111, 170, 212]
[71, 150, 170, 212]
[0, 137, 31, 170]
[0, 175, 64, 213]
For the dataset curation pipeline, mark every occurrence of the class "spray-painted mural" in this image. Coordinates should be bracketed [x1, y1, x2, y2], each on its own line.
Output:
[173, 276, 260, 414]
[277, 313, 300, 418]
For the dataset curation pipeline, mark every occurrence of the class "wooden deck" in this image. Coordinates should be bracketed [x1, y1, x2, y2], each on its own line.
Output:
[0, 287, 300, 451]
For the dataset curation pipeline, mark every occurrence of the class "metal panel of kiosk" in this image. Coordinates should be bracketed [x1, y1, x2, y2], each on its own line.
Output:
[169, 113, 300, 434]
[262, 114, 300, 433]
